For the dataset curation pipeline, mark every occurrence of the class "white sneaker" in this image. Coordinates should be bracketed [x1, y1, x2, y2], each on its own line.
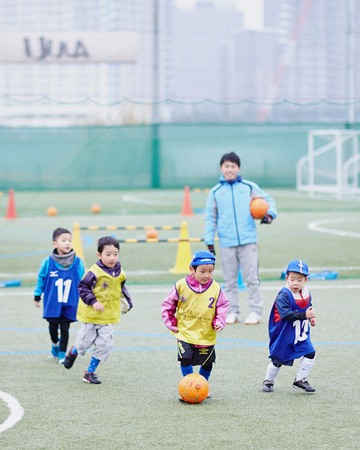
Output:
[244, 312, 261, 325]
[226, 312, 239, 324]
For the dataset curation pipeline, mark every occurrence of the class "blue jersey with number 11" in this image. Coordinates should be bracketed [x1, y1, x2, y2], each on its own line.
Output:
[43, 257, 81, 320]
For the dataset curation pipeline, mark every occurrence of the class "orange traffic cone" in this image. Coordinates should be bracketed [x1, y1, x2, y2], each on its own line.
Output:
[5, 189, 17, 220]
[181, 186, 194, 216]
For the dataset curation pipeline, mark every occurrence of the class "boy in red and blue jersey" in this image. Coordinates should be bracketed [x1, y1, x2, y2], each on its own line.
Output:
[263, 259, 317, 393]
[34, 228, 85, 364]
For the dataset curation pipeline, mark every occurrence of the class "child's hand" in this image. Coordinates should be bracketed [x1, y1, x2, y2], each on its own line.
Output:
[93, 301, 105, 312]
[34, 301, 40, 308]
[306, 307, 316, 319]
[310, 318, 316, 326]
[213, 325, 222, 332]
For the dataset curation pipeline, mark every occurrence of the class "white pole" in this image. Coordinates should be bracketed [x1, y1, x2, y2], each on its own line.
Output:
[336, 130, 343, 201]
[348, 0, 356, 124]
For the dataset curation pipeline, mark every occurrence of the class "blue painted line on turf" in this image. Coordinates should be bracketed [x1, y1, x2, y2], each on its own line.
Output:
[0, 327, 359, 347]
[0, 236, 93, 259]
[3, 341, 360, 356]
[0, 344, 266, 356]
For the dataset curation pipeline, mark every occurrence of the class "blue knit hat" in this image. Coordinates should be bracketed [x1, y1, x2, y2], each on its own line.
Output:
[190, 250, 216, 267]
[286, 259, 309, 276]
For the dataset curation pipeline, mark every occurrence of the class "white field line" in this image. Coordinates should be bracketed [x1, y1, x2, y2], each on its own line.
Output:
[308, 217, 360, 238]
[122, 194, 173, 206]
[1, 265, 360, 279]
[0, 391, 24, 433]
[1, 285, 360, 296]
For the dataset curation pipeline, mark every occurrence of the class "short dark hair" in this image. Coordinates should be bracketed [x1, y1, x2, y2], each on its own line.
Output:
[53, 228, 71, 241]
[220, 152, 241, 167]
[191, 264, 215, 272]
[98, 236, 120, 254]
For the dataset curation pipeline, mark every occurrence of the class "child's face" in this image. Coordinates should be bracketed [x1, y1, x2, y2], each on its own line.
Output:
[53, 233, 72, 255]
[190, 264, 214, 285]
[286, 271, 308, 293]
[97, 244, 119, 268]
[220, 160, 240, 181]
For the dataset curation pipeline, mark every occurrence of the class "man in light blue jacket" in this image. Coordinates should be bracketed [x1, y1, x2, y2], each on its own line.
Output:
[205, 152, 276, 325]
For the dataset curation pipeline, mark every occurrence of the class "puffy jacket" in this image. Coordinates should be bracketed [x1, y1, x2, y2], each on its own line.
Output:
[205, 175, 277, 247]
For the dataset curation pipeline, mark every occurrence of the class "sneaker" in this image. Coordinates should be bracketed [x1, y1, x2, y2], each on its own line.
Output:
[83, 372, 102, 384]
[58, 351, 66, 364]
[293, 378, 316, 392]
[51, 342, 60, 358]
[245, 312, 261, 325]
[263, 380, 274, 392]
[64, 346, 77, 369]
[226, 312, 239, 324]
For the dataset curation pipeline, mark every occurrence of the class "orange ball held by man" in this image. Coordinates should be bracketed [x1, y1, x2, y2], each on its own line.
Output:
[250, 198, 269, 219]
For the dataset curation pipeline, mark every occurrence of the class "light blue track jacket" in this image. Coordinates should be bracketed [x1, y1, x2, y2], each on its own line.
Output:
[205, 176, 277, 248]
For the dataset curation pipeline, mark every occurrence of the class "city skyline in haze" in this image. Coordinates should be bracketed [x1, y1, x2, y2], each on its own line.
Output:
[175, 0, 264, 30]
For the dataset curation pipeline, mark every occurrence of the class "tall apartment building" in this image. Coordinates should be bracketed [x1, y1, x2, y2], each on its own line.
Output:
[263, 0, 359, 122]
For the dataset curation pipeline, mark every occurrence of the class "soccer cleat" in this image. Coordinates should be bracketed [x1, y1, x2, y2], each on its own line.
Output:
[226, 313, 239, 324]
[263, 380, 274, 392]
[245, 312, 261, 325]
[293, 378, 316, 392]
[51, 342, 60, 358]
[58, 351, 66, 364]
[64, 346, 78, 369]
[83, 371, 102, 384]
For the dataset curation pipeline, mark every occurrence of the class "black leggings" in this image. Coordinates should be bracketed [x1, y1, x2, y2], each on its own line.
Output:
[48, 322, 70, 353]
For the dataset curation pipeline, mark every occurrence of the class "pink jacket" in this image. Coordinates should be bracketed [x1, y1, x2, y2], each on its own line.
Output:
[161, 275, 229, 334]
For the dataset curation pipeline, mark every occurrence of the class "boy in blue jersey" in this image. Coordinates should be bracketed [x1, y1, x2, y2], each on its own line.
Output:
[162, 250, 229, 399]
[64, 236, 132, 384]
[205, 152, 277, 325]
[263, 259, 317, 393]
[34, 228, 85, 364]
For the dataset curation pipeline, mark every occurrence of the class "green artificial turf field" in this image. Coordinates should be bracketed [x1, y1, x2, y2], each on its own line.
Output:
[0, 189, 359, 449]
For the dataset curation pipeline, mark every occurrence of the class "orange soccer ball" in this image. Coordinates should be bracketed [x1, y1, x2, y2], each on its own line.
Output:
[250, 198, 268, 219]
[46, 206, 57, 216]
[146, 229, 158, 239]
[178, 373, 209, 404]
[91, 204, 101, 214]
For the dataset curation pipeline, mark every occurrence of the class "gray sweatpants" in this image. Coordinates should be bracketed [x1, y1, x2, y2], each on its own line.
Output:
[220, 243, 263, 317]
[75, 323, 114, 362]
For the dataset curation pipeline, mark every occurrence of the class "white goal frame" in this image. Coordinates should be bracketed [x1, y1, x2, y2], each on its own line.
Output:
[296, 129, 360, 200]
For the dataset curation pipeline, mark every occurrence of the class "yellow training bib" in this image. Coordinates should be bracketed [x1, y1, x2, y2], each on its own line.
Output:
[173, 278, 220, 345]
[77, 263, 126, 325]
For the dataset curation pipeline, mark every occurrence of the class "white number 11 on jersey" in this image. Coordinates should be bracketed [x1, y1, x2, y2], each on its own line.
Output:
[55, 279, 72, 303]
[293, 319, 309, 344]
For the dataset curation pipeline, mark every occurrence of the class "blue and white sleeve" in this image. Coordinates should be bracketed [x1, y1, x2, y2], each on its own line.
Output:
[77, 259, 86, 280]
[34, 258, 50, 298]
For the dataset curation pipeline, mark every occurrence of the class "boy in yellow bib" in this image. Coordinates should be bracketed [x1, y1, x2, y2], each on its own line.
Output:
[162, 250, 229, 397]
[64, 236, 132, 384]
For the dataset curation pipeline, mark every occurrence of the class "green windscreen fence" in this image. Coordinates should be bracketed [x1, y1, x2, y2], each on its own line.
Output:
[1, 123, 358, 190]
